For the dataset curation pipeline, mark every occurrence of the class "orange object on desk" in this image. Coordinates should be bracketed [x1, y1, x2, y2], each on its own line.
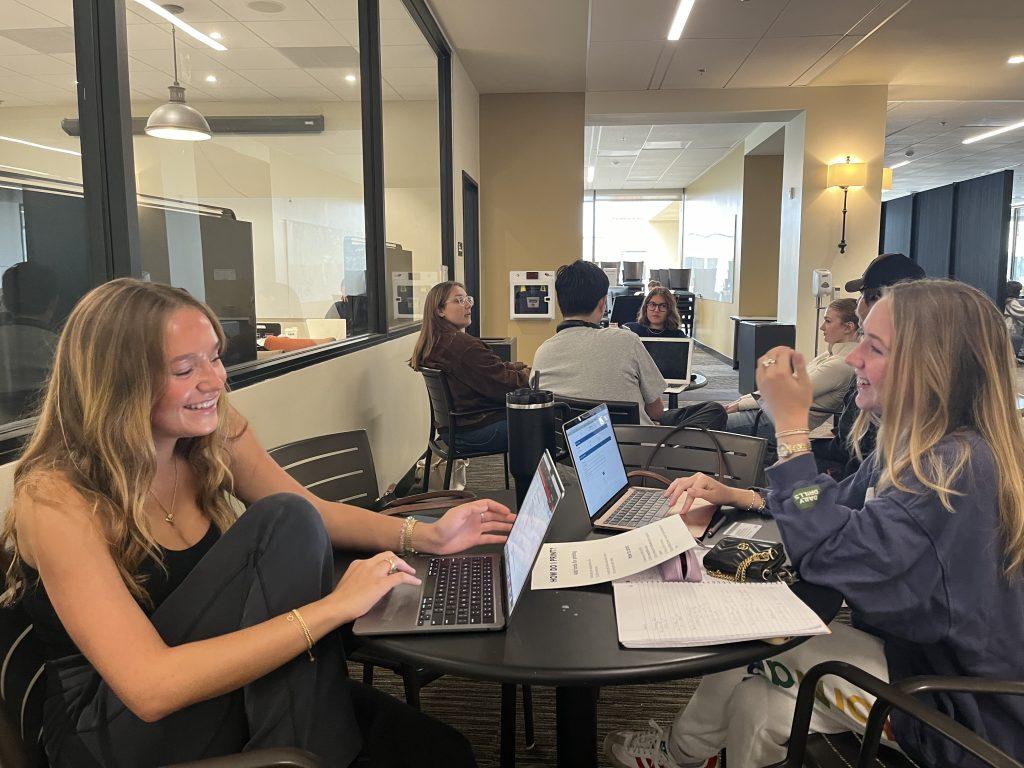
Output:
[263, 335, 334, 352]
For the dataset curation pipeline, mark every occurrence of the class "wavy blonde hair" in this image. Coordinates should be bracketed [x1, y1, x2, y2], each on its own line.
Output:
[2, 279, 241, 604]
[852, 279, 1024, 576]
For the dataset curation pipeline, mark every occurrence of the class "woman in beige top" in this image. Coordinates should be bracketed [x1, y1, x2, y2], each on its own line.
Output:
[725, 298, 859, 448]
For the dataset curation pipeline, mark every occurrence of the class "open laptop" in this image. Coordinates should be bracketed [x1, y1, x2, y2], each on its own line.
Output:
[353, 450, 565, 636]
[641, 337, 693, 386]
[562, 403, 715, 534]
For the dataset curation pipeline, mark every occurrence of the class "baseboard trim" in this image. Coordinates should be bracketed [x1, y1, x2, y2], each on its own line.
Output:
[693, 339, 733, 367]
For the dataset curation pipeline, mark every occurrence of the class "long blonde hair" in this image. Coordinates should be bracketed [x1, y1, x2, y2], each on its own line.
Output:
[852, 279, 1024, 576]
[408, 281, 464, 371]
[2, 279, 241, 604]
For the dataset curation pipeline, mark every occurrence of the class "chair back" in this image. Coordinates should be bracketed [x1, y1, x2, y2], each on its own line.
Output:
[553, 394, 640, 427]
[420, 367, 455, 432]
[609, 294, 644, 326]
[269, 431, 379, 508]
[614, 424, 767, 487]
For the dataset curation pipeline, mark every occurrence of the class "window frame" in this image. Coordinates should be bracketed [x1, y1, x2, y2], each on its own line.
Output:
[0, 0, 455, 460]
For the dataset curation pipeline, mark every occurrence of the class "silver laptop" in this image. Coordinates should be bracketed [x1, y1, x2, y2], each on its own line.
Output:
[353, 451, 565, 636]
[641, 337, 693, 386]
[562, 404, 677, 532]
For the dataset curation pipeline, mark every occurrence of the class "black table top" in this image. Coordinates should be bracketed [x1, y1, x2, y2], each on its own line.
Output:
[359, 484, 842, 688]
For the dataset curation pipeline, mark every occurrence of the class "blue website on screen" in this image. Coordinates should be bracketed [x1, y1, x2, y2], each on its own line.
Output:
[565, 406, 627, 518]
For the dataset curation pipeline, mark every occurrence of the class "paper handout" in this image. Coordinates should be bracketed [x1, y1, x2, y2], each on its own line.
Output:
[530, 514, 698, 590]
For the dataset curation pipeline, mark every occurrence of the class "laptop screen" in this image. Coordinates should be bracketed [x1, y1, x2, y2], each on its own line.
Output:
[564, 404, 629, 519]
[641, 338, 692, 381]
[503, 450, 564, 617]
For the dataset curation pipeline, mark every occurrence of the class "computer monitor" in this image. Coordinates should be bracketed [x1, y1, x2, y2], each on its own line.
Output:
[641, 337, 693, 385]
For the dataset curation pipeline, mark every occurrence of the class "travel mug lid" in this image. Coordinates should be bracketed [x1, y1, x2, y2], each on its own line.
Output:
[507, 388, 554, 408]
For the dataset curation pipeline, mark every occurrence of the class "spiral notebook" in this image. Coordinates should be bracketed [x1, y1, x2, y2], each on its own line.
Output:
[612, 580, 831, 648]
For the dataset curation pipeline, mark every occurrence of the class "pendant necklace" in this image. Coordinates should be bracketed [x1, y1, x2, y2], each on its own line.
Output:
[148, 457, 179, 526]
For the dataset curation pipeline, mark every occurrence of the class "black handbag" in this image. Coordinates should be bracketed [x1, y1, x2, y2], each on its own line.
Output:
[703, 536, 796, 584]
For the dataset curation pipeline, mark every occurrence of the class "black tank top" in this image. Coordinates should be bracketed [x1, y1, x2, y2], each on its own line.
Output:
[21, 523, 220, 661]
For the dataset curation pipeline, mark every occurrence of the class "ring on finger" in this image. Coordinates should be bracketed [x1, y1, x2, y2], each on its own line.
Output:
[762, 358, 777, 368]
[385, 556, 397, 575]
[480, 511, 485, 524]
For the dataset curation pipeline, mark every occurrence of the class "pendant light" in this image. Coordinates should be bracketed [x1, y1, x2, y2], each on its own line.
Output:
[145, 7, 212, 142]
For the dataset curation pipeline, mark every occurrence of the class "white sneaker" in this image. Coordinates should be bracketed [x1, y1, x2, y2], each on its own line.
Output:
[603, 720, 720, 768]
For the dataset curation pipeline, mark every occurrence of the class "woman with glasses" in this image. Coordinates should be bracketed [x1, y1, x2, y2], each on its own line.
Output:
[409, 281, 529, 455]
[623, 287, 687, 338]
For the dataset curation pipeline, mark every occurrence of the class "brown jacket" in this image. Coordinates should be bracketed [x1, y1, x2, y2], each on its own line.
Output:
[424, 330, 529, 428]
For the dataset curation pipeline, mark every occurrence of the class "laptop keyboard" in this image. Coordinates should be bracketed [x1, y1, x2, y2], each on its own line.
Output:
[417, 556, 496, 627]
[605, 490, 669, 527]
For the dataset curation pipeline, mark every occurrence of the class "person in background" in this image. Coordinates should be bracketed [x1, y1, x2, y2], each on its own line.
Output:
[5, 278, 512, 767]
[723, 298, 859, 451]
[813, 253, 925, 478]
[534, 261, 725, 429]
[623, 287, 687, 338]
[409, 281, 529, 454]
[1003, 280, 1024, 361]
[606, 279, 1024, 768]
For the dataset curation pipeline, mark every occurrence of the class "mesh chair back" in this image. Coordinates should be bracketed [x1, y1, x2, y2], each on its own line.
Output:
[0, 556, 46, 766]
[269, 431, 379, 508]
[553, 394, 640, 426]
[420, 368, 455, 432]
[614, 425, 766, 487]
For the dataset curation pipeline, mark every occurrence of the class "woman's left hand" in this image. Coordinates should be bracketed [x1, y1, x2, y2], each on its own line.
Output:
[425, 499, 517, 554]
[755, 346, 813, 431]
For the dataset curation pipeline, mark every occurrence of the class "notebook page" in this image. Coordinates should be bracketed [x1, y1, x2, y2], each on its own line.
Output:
[613, 581, 831, 648]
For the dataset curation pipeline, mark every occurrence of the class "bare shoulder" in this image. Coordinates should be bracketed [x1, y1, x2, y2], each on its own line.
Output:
[14, 469, 101, 568]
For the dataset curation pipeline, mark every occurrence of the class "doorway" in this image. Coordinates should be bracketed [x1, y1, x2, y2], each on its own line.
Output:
[462, 172, 481, 337]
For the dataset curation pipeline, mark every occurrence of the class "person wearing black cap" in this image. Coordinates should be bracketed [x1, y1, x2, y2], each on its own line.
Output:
[813, 253, 925, 478]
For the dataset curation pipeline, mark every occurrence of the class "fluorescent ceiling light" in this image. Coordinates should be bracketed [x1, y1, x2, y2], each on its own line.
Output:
[963, 119, 1024, 144]
[1009, 54, 1024, 64]
[205, 74, 217, 83]
[587, 165, 595, 184]
[667, 0, 696, 40]
[131, 0, 228, 51]
[0, 163, 52, 177]
[345, 74, 357, 83]
[0, 135, 81, 157]
[890, 160, 912, 169]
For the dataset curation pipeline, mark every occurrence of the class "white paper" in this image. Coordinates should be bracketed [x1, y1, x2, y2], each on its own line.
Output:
[723, 522, 763, 540]
[530, 514, 697, 590]
[612, 580, 831, 648]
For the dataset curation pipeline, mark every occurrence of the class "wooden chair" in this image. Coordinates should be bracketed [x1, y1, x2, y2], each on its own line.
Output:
[614, 425, 767, 487]
[420, 367, 510, 491]
[268, 431, 535, 748]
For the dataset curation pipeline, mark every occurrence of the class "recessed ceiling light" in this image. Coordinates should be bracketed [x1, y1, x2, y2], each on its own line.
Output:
[890, 160, 912, 169]
[963, 119, 1024, 144]
[1009, 54, 1024, 64]
[345, 73, 357, 83]
[667, 0, 696, 41]
[130, 0, 227, 51]
[247, 0, 285, 12]
[205, 74, 217, 83]
[209, 31, 223, 40]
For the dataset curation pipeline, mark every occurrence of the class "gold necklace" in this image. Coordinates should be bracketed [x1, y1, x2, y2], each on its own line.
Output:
[148, 457, 179, 526]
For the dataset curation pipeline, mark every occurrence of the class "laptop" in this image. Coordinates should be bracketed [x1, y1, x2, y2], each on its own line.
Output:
[353, 450, 565, 636]
[641, 337, 693, 386]
[562, 403, 715, 534]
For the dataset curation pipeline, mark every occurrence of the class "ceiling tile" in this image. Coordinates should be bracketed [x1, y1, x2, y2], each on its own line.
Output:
[232, 67, 319, 87]
[1, 1, 65, 29]
[185, 21, 272, 49]
[128, 0, 232, 23]
[660, 37, 758, 89]
[727, 35, 840, 88]
[0, 27, 75, 55]
[381, 66, 436, 87]
[126, 24, 174, 51]
[682, 0, 789, 39]
[380, 17, 430, 46]
[391, 83, 437, 100]
[586, 41, 662, 91]
[589, 0, 676, 43]
[0, 34, 45, 57]
[263, 83, 336, 99]
[378, 0, 412, 21]
[766, 0, 879, 37]
[0, 53, 74, 75]
[215, 47, 298, 69]
[210, 0, 319, 21]
[381, 45, 436, 68]
[243, 20, 347, 46]
[307, 0, 359, 21]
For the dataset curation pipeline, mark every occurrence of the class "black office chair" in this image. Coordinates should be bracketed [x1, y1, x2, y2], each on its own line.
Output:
[420, 367, 510, 491]
[0, 553, 322, 768]
[269, 431, 535, 750]
[765, 660, 1024, 768]
[614, 425, 767, 488]
[553, 394, 641, 426]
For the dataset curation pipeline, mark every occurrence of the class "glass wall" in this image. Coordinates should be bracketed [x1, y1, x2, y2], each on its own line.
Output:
[125, 0, 367, 365]
[381, 0, 442, 330]
[582, 192, 683, 284]
[0, 0, 87, 423]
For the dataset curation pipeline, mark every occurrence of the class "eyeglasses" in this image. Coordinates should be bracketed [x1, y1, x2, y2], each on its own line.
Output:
[446, 295, 475, 307]
[647, 302, 669, 311]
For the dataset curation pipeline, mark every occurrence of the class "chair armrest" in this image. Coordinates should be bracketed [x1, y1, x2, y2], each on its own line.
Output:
[164, 748, 323, 768]
[778, 661, 1021, 768]
[895, 676, 1024, 698]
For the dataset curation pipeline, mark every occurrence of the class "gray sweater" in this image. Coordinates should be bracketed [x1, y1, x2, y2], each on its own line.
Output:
[767, 435, 1024, 766]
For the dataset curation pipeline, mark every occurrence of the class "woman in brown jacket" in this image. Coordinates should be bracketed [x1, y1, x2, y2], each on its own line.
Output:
[410, 281, 529, 453]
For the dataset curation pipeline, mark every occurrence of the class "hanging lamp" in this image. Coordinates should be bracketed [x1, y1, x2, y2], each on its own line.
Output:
[145, 8, 212, 142]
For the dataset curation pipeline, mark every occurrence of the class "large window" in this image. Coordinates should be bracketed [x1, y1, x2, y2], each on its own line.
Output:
[582, 192, 683, 283]
[0, 0, 88, 425]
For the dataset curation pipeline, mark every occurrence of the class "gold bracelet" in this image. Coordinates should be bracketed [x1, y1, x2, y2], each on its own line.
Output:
[775, 428, 810, 439]
[400, 517, 419, 555]
[287, 608, 315, 662]
[748, 488, 767, 513]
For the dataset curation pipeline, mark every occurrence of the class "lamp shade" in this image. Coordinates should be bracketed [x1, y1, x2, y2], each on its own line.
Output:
[146, 84, 212, 141]
[827, 158, 868, 189]
[881, 167, 894, 190]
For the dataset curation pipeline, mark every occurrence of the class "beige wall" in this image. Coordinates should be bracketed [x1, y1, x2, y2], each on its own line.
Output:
[739, 154, 783, 318]
[451, 53, 481, 284]
[479, 92, 585, 363]
[686, 145, 745, 356]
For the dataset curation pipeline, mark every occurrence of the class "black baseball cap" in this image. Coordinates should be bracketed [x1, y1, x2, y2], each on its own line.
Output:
[844, 252, 925, 293]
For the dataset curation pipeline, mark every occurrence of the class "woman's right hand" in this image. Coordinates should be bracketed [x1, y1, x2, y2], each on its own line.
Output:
[330, 551, 422, 623]
[724, 400, 740, 414]
[663, 473, 749, 514]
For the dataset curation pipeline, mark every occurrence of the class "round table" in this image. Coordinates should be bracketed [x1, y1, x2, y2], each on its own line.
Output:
[358, 487, 842, 768]
[666, 372, 708, 409]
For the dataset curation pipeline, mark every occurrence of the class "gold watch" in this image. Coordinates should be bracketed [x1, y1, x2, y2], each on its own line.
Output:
[777, 442, 812, 459]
